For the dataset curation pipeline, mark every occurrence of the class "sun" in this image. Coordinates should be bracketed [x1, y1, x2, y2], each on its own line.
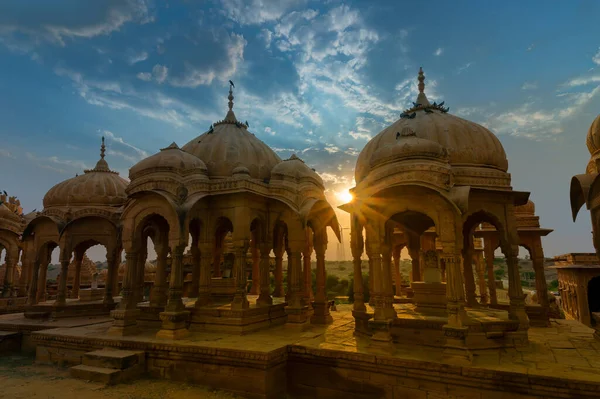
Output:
[337, 190, 354, 203]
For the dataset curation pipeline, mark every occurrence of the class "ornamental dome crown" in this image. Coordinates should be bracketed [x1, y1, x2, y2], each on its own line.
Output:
[43, 138, 128, 208]
[586, 114, 600, 155]
[129, 142, 207, 181]
[271, 154, 324, 187]
[181, 84, 281, 180]
[355, 68, 509, 184]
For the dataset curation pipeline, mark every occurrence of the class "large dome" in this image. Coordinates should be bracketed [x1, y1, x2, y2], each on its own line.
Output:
[182, 89, 281, 180]
[355, 68, 509, 184]
[43, 138, 128, 208]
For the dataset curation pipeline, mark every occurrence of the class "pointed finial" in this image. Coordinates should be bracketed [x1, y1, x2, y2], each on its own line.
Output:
[418, 67, 425, 93]
[100, 136, 106, 159]
[414, 67, 430, 107]
[228, 80, 235, 112]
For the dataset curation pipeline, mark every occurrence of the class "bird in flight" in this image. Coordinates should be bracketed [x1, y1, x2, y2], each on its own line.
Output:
[229, 80, 235, 88]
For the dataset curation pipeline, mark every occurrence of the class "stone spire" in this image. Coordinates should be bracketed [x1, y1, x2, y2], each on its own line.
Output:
[90, 136, 111, 172]
[224, 81, 237, 122]
[416, 67, 431, 107]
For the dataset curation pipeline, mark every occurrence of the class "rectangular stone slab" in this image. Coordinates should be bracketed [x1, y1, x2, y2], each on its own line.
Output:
[83, 349, 144, 370]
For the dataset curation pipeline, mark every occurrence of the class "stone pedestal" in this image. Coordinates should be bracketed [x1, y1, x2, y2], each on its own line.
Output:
[286, 305, 309, 324]
[442, 325, 472, 364]
[352, 310, 373, 336]
[368, 319, 395, 354]
[310, 301, 333, 324]
[156, 311, 190, 339]
[412, 281, 447, 313]
[107, 309, 140, 336]
[79, 288, 105, 302]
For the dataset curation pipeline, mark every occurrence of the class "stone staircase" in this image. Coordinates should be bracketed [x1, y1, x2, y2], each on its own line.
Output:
[70, 349, 145, 385]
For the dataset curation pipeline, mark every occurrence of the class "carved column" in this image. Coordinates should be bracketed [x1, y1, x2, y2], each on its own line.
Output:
[190, 244, 200, 298]
[530, 237, 549, 311]
[26, 248, 45, 306]
[462, 245, 477, 307]
[475, 252, 488, 305]
[302, 245, 313, 303]
[257, 243, 273, 306]
[351, 216, 366, 312]
[408, 242, 421, 282]
[2, 250, 16, 297]
[213, 238, 223, 278]
[231, 242, 250, 310]
[380, 243, 396, 319]
[311, 232, 331, 324]
[286, 240, 307, 323]
[250, 244, 260, 295]
[286, 248, 292, 301]
[36, 258, 49, 303]
[150, 245, 168, 307]
[71, 248, 84, 299]
[17, 249, 30, 297]
[366, 237, 385, 321]
[483, 236, 498, 305]
[393, 245, 402, 297]
[157, 244, 190, 339]
[54, 255, 70, 307]
[273, 245, 284, 297]
[504, 243, 530, 332]
[195, 243, 212, 307]
[103, 248, 119, 305]
[368, 256, 375, 306]
[135, 248, 147, 303]
[108, 251, 140, 336]
[442, 245, 471, 359]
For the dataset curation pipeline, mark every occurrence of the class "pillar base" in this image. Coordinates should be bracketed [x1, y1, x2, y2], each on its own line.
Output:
[231, 294, 250, 310]
[368, 319, 395, 354]
[156, 310, 190, 340]
[310, 301, 333, 324]
[442, 325, 472, 364]
[256, 293, 273, 306]
[286, 305, 309, 324]
[352, 310, 373, 336]
[509, 295, 530, 331]
[107, 309, 140, 336]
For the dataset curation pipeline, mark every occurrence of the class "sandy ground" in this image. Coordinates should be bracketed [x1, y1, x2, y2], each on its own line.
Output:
[0, 355, 242, 399]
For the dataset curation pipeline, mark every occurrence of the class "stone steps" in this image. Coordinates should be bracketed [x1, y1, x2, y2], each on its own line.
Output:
[0, 331, 21, 353]
[70, 349, 145, 385]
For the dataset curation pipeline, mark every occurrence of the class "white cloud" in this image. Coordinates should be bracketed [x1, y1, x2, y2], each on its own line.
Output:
[127, 50, 148, 65]
[137, 72, 152, 81]
[25, 152, 88, 174]
[457, 62, 473, 74]
[593, 48, 600, 66]
[152, 64, 168, 84]
[219, 0, 306, 25]
[102, 130, 149, 161]
[565, 74, 600, 87]
[0, 149, 15, 158]
[434, 47, 443, 56]
[521, 81, 538, 90]
[265, 127, 276, 136]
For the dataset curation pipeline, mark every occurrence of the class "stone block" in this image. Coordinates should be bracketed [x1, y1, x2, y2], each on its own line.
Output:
[70, 364, 121, 385]
[83, 349, 144, 370]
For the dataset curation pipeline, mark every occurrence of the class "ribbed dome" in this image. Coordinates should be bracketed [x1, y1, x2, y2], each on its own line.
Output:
[586, 114, 600, 155]
[0, 203, 20, 223]
[271, 154, 324, 186]
[43, 138, 128, 208]
[129, 142, 207, 180]
[355, 69, 508, 184]
[181, 87, 281, 180]
[370, 126, 448, 168]
[515, 200, 535, 215]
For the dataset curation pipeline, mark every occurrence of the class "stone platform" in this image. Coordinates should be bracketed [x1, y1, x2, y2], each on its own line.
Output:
[22, 304, 600, 398]
[25, 298, 118, 320]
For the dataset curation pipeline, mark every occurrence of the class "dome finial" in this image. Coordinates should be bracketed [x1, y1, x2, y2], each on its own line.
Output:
[100, 136, 106, 160]
[418, 67, 425, 93]
[228, 80, 235, 112]
[221, 80, 238, 123]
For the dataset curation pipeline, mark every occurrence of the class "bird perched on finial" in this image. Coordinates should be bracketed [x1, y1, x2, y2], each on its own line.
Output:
[2, 190, 6, 196]
[407, 112, 417, 119]
[229, 80, 235, 88]
[424, 108, 433, 114]
[438, 101, 445, 107]
[245, 120, 249, 127]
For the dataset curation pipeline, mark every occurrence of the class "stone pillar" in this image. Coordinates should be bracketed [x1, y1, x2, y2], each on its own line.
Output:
[286, 241, 308, 323]
[380, 243, 396, 319]
[135, 249, 147, 303]
[311, 232, 331, 324]
[17, 250, 30, 297]
[54, 255, 71, 306]
[530, 238, 549, 311]
[351, 217, 366, 312]
[475, 252, 488, 305]
[257, 243, 273, 306]
[442, 247, 471, 360]
[367, 240, 383, 320]
[196, 243, 212, 307]
[213, 239, 223, 278]
[273, 246, 284, 298]
[108, 251, 140, 336]
[71, 249, 84, 299]
[504, 243, 530, 332]
[150, 245, 168, 307]
[104, 249, 119, 305]
[231, 243, 250, 310]
[302, 246, 313, 303]
[408, 243, 421, 282]
[250, 244, 260, 295]
[393, 245, 402, 297]
[36, 260, 49, 303]
[368, 256, 375, 306]
[2, 250, 16, 297]
[286, 248, 292, 302]
[483, 237, 498, 305]
[27, 249, 44, 306]
[190, 244, 200, 298]
[157, 245, 190, 339]
[462, 246, 477, 307]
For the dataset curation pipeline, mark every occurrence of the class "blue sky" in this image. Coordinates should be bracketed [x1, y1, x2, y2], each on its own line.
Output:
[1, 0, 600, 261]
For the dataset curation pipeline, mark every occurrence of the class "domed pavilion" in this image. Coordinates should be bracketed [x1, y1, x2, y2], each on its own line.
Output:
[111, 84, 340, 338]
[0, 193, 26, 297]
[23, 137, 127, 312]
[341, 68, 532, 357]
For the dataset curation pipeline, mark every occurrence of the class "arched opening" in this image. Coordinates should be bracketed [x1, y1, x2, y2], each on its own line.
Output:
[588, 276, 600, 326]
[272, 221, 288, 298]
[66, 240, 107, 301]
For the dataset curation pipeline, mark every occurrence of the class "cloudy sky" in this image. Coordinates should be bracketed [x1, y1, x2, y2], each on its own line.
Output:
[1, 0, 600, 261]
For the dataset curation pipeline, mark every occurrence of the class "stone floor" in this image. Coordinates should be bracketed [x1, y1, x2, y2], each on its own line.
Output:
[9, 302, 598, 384]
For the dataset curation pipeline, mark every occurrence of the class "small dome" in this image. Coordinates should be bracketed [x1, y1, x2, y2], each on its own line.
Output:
[0, 203, 20, 223]
[586, 114, 600, 155]
[271, 154, 324, 186]
[515, 200, 535, 215]
[370, 127, 448, 168]
[181, 86, 281, 180]
[43, 138, 128, 208]
[129, 142, 207, 180]
[355, 68, 508, 184]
